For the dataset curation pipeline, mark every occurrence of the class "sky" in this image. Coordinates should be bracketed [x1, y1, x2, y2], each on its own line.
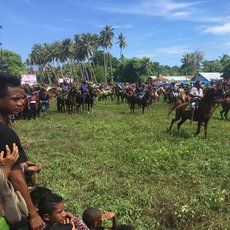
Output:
[0, 0, 230, 66]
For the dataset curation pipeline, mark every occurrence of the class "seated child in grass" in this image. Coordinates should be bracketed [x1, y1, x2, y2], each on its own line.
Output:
[30, 186, 52, 209]
[82, 207, 118, 230]
[38, 192, 87, 230]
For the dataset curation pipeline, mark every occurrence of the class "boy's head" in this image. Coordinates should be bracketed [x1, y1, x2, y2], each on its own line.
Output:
[38, 193, 66, 223]
[30, 186, 52, 208]
[0, 72, 21, 98]
[0, 72, 23, 115]
[82, 207, 102, 229]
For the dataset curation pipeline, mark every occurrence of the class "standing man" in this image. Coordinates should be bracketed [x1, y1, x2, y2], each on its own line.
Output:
[0, 72, 43, 230]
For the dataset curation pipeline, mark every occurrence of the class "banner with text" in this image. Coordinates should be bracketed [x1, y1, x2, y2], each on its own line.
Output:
[21, 74, 37, 85]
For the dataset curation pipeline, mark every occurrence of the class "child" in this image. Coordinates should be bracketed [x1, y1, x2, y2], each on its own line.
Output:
[82, 207, 118, 230]
[38, 193, 87, 230]
[30, 186, 52, 208]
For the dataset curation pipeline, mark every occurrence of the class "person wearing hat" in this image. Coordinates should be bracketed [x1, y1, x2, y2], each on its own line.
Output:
[189, 81, 204, 124]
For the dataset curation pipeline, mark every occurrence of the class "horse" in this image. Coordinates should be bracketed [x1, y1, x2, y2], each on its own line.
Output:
[168, 87, 217, 139]
[58, 87, 77, 112]
[84, 89, 97, 112]
[115, 86, 125, 103]
[129, 91, 152, 114]
[220, 97, 230, 120]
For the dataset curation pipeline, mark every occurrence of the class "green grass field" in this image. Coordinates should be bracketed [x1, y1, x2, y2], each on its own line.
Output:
[15, 98, 229, 229]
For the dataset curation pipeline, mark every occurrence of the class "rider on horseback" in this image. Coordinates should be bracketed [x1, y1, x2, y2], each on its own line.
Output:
[189, 81, 204, 124]
[135, 82, 145, 99]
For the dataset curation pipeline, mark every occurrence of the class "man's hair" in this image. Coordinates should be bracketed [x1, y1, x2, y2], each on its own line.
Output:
[44, 222, 73, 230]
[82, 207, 101, 228]
[30, 186, 52, 206]
[0, 72, 21, 98]
[38, 193, 63, 216]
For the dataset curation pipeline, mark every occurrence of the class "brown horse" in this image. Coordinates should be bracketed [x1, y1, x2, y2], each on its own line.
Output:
[129, 91, 151, 114]
[169, 87, 217, 139]
[220, 97, 230, 120]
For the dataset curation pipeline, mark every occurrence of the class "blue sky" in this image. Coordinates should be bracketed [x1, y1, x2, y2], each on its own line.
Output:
[1, 0, 230, 66]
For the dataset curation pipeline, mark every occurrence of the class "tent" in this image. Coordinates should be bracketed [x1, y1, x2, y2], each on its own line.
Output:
[151, 76, 168, 81]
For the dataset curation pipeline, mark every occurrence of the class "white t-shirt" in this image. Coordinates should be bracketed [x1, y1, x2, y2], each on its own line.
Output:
[190, 87, 203, 98]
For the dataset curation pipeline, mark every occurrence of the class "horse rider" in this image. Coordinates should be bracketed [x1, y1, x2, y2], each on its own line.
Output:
[60, 79, 70, 94]
[80, 80, 89, 102]
[135, 82, 145, 99]
[189, 81, 204, 124]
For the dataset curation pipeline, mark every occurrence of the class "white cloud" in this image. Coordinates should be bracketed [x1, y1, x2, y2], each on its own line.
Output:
[94, 0, 228, 23]
[95, 0, 203, 19]
[154, 45, 191, 54]
[203, 23, 230, 35]
[137, 45, 191, 58]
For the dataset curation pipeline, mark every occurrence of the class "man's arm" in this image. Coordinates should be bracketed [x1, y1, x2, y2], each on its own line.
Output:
[9, 167, 43, 230]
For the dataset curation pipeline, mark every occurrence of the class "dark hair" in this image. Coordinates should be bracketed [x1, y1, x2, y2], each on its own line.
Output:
[38, 193, 63, 217]
[82, 207, 101, 228]
[30, 186, 52, 206]
[0, 72, 21, 98]
[44, 222, 73, 230]
[114, 224, 135, 230]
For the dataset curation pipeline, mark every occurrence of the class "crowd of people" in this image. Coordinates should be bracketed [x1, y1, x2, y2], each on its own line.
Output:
[0, 72, 134, 230]
[8, 76, 230, 122]
[1, 71, 229, 230]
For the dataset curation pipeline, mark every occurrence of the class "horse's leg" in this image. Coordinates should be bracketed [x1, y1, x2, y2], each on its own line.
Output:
[224, 109, 229, 120]
[130, 102, 134, 113]
[220, 110, 224, 119]
[195, 122, 202, 135]
[203, 122, 208, 139]
[177, 117, 187, 130]
[142, 104, 145, 114]
[169, 115, 181, 131]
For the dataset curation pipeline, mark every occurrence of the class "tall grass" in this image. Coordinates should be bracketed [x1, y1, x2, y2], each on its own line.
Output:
[15, 99, 230, 229]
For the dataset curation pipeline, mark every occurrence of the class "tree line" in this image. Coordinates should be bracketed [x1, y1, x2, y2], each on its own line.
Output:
[0, 25, 229, 82]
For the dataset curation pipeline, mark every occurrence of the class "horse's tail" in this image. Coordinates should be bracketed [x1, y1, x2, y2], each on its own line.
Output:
[167, 101, 190, 117]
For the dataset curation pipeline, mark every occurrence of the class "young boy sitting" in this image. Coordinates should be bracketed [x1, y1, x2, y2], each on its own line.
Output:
[38, 192, 87, 230]
[82, 207, 118, 230]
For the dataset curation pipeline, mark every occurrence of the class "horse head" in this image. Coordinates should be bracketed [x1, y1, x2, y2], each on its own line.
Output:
[202, 87, 218, 104]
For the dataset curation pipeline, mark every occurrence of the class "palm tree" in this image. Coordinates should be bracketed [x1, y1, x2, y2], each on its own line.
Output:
[116, 33, 127, 59]
[100, 25, 114, 82]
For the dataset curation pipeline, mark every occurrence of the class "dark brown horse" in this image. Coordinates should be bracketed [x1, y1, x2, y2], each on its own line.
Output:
[84, 89, 97, 112]
[220, 97, 230, 120]
[169, 88, 217, 139]
[129, 91, 151, 114]
[58, 87, 77, 112]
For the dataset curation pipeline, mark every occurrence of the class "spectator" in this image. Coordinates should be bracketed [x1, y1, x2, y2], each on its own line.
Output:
[82, 207, 118, 230]
[38, 193, 87, 230]
[0, 143, 19, 230]
[0, 72, 43, 230]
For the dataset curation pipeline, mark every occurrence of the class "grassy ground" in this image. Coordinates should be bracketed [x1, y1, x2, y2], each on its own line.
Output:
[15, 98, 229, 229]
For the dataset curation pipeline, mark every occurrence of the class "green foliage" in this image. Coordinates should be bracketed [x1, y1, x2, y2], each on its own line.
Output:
[220, 55, 230, 79]
[15, 98, 230, 229]
[0, 49, 25, 75]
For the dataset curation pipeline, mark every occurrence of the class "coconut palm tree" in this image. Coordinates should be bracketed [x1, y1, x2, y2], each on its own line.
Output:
[100, 25, 114, 82]
[116, 33, 127, 59]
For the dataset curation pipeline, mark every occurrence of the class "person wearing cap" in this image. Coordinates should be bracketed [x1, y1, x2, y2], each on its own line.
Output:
[189, 81, 204, 124]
